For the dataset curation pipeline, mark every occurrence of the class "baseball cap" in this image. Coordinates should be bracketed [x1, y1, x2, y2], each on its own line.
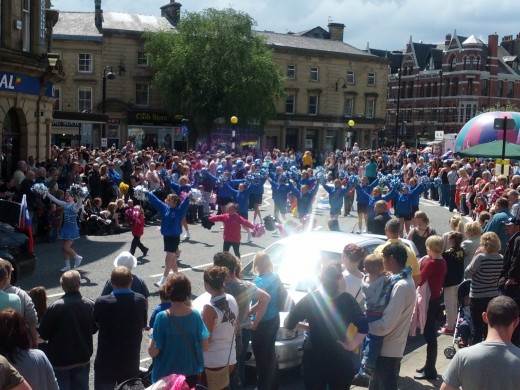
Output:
[503, 217, 520, 226]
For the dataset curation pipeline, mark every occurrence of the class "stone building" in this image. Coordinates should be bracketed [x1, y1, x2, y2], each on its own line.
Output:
[0, 0, 62, 176]
[377, 31, 520, 146]
[261, 24, 388, 151]
[51, 0, 183, 150]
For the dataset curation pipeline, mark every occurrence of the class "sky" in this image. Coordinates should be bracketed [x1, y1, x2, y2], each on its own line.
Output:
[50, 0, 520, 51]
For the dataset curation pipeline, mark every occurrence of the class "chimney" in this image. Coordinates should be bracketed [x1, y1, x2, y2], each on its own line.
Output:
[95, 0, 103, 30]
[160, 1, 182, 27]
[487, 33, 499, 77]
[328, 23, 345, 41]
[445, 34, 451, 47]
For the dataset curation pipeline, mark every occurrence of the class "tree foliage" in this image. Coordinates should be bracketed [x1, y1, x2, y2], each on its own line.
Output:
[477, 102, 519, 114]
[144, 8, 285, 137]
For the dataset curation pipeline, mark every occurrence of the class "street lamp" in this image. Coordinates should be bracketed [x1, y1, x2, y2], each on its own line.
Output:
[394, 67, 402, 145]
[335, 78, 348, 92]
[230, 115, 238, 152]
[102, 66, 116, 140]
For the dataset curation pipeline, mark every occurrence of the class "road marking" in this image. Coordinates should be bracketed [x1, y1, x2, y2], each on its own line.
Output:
[47, 292, 63, 298]
[140, 357, 152, 363]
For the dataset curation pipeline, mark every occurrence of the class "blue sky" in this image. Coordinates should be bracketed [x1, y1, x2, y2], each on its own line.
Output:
[51, 0, 520, 50]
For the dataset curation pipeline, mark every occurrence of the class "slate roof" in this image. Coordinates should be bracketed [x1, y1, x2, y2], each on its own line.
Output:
[412, 42, 438, 70]
[257, 31, 381, 59]
[53, 11, 173, 41]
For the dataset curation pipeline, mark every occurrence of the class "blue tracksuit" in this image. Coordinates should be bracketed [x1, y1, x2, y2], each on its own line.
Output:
[146, 192, 189, 237]
[168, 179, 191, 195]
[356, 178, 379, 206]
[270, 181, 291, 213]
[226, 183, 251, 216]
[289, 181, 320, 217]
[395, 184, 424, 217]
[322, 183, 350, 215]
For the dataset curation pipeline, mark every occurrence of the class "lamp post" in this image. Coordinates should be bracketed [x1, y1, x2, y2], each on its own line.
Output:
[438, 70, 443, 129]
[347, 119, 355, 150]
[230, 115, 238, 152]
[102, 66, 116, 140]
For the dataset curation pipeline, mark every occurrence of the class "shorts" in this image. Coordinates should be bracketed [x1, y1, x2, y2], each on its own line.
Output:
[240, 211, 248, 220]
[249, 193, 263, 208]
[217, 196, 233, 206]
[357, 203, 368, 214]
[163, 235, 181, 253]
[398, 212, 413, 221]
[412, 205, 419, 215]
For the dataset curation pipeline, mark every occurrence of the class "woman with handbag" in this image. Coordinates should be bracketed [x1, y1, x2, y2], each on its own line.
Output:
[148, 273, 209, 387]
[202, 266, 239, 390]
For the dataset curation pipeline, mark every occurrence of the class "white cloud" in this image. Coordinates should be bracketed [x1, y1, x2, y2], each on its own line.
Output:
[51, 0, 520, 50]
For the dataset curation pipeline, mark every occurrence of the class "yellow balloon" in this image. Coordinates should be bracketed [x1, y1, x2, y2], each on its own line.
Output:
[348, 120, 355, 127]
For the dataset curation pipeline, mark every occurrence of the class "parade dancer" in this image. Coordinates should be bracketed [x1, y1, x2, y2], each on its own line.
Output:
[168, 175, 192, 239]
[322, 179, 350, 220]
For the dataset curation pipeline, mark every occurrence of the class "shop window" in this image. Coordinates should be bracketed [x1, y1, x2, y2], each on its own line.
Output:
[78, 87, 92, 112]
[135, 83, 149, 106]
[78, 53, 93, 73]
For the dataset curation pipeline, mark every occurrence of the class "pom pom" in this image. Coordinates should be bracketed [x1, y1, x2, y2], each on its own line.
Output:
[189, 189, 202, 205]
[133, 185, 148, 201]
[391, 179, 403, 192]
[377, 173, 388, 187]
[420, 176, 430, 187]
[279, 172, 290, 185]
[67, 184, 89, 200]
[251, 223, 266, 238]
[433, 177, 442, 188]
[201, 215, 215, 230]
[125, 208, 140, 226]
[119, 182, 129, 196]
[338, 170, 349, 180]
[200, 167, 208, 177]
[315, 166, 326, 181]
[259, 168, 269, 178]
[31, 183, 48, 197]
[158, 168, 170, 182]
[254, 159, 262, 166]
[416, 167, 427, 177]
[216, 173, 229, 187]
[348, 175, 360, 187]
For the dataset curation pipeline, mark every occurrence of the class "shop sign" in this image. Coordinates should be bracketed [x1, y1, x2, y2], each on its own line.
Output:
[0, 71, 53, 96]
[52, 120, 80, 128]
[128, 111, 175, 126]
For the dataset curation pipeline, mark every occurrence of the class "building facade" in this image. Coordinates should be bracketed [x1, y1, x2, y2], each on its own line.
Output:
[0, 0, 61, 177]
[261, 24, 388, 152]
[380, 31, 520, 147]
[51, 0, 185, 151]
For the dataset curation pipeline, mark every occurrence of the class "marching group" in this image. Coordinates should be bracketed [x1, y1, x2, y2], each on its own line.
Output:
[1, 142, 520, 390]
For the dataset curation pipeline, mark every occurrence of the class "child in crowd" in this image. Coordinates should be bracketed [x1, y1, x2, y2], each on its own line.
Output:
[455, 295, 471, 348]
[358, 254, 411, 379]
[148, 284, 172, 330]
[127, 205, 148, 257]
[208, 203, 255, 258]
[28, 286, 47, 324]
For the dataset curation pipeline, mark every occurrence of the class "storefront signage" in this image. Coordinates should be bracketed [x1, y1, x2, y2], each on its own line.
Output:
[128, 111, 175, 126]
[0, 71, 53, 96]
[52, 120, 80, 128]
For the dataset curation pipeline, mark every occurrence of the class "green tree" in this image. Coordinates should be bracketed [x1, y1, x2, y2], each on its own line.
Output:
[476, 102, 519, 114]
[144, 8, 285, 140]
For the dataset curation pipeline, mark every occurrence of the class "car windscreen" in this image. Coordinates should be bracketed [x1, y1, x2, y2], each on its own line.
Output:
[242, 243, 341, 293]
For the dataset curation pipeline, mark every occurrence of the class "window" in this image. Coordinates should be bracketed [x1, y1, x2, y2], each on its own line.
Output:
[52, 86, 61, 111]
[78, 54, 93, 72]
[22, 0, 30, 51]
[78, 87, 92, 112]
[481, 79, 488, 96]
[451, 78, 458, 96]
[135, 83, 149, 106]
[463, 56, 467, 70]
[287, 65, 296, 80]
[507, 81, 514, 98]
[497, 80, 503, 97]
[137, 51, 148, 66]
[344, 97, 354, 117]
[450, 56, 457, 71]
[308, 95, 319, 115]
[310, 67, 319, 81]
[346, 71, 355, 84]
[366, 98, 375, 119]
[367, 72, 376, 86]
[285, 93, 296, 114]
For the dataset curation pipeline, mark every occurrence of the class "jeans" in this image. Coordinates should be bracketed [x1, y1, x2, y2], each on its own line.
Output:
[230, 328, 252, 390]
[223, 241, 241, 258]
[55, 364, 90, 390]
[251, 316, 279, 390]
[368, 356, 402, 390]
[361, 333, 383, 370]
[449, 185, 457, 211]
[440, 183, 450, 206]
[302, 347, 355, 390]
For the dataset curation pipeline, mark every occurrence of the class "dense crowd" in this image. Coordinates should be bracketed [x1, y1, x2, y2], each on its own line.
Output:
[1, 140, 520, 390]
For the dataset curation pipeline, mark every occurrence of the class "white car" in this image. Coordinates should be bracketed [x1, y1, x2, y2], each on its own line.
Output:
[194, 231, 418, 370]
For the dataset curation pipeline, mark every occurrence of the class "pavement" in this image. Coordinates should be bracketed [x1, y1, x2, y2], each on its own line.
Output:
[352, 333, 456, 389]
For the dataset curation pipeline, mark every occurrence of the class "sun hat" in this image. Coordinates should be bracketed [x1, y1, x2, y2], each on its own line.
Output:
[113, 251, 137, 270]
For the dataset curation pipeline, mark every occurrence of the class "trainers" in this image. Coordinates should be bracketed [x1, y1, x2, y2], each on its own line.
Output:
[247, 232, 252, 242]
[183, 232, 190, 239]
[438, 327, 455, 335]
[458, 338, 469, 348]
[74, 256, 83, 268]
[142, 248, 149, 256]
[60, 264, 71, 272]
[154, 281, 162, 288]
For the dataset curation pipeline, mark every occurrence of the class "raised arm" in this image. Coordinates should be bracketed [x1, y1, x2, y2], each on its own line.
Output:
[46, 192, 68, 207]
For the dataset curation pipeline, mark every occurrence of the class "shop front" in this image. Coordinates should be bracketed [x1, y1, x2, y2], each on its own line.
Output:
[51, 112, 106, 149]
[127, 111, 184, 151]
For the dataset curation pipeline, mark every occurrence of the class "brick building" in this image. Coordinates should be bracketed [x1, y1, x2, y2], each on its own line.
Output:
[376, 31, 520, 146]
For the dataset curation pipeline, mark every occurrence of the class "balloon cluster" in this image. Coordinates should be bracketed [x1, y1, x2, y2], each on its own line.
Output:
[133, 185, 148, 201]
[67, 184, 89, 200]
[251, 223, 266, 238]
[31, 183, 48, 197]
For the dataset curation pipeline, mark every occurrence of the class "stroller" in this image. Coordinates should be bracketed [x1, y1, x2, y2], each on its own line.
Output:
[444, 279, 471, 359]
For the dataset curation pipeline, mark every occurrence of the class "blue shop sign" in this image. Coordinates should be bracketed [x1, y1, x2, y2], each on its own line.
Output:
[0, 71, 53, 96]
